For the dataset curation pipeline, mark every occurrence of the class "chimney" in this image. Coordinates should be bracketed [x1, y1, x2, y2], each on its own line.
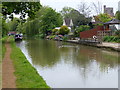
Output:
[104, 5, 106, 13]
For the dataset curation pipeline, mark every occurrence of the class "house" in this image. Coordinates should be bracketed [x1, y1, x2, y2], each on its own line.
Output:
[104, 5, 114, 17]
[103, 19, 120, 30]
[80, 19, 120, 40]
[63, 18, 73, 27]
[63, 18, 74, 32]
[55, 18, 74, 32]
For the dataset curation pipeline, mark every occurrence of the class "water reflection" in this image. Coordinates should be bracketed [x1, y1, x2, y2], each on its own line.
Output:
[16, 39, 119, 88]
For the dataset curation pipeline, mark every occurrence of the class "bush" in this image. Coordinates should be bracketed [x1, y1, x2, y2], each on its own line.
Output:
[34, 34, 45, 39]
[59, 25, 70, 35]
[49, 35, 56, 39]
[115, 30, 120, 37]
[76, 25, 90, 32]
[74, 25, 90, 37]
[63, 36, 69, 41]
[52, 29, 59, 35]
[103, 36, 120, 43]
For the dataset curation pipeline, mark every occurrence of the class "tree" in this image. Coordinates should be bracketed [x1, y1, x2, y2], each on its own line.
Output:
[115, 11, 120, 20]
[95, 13, 113, 23]
[2, 18, 9, 36]
[60, 7, 92, 27]
[20, 6, 63, 37]
[2, 2, 41, 20]
[92, 1, 102, 15]
[60, 6, 74, 18]
[77, 2, 91, 17]
[8, 18, 20, 31]
[74, 25, 90, 37]
[37, 7, 63, 36]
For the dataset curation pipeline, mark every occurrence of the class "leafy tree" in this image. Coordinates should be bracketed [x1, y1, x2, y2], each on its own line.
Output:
[60, 7, 91, 27]
[2, 2, 41, 20]
[19, 6, 63, 37]
[8, 18, 20, 31]
[2, 19, 9, 36]
[95, 13, 113, 23]
[21, 18, 40, 37]
[59, 25, 70, 35]
[115, 11, 120, 20]
[37, 7, 63, 36]
[74, 25, 90, 37]
[0, 13, 2, 38]
[16, 22, 23, 32]
[60, 6, 74, 18]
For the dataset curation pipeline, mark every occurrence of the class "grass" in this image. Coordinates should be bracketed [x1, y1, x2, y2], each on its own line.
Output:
[1, 36, 8, 60]
[10, 37, 50, 88]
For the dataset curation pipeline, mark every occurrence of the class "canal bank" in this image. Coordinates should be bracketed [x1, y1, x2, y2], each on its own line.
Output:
[66, 40, 120, 52]
[2, 37, 50, 88]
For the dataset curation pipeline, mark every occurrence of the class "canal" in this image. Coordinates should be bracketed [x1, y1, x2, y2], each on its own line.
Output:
[16, 39, 119, 88]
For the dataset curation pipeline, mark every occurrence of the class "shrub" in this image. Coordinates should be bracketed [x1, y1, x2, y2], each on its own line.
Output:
[115, 30, 120, 37]
[63, 36, 69, 41]
[76, 25, 90, 32]
[59, 25, 70, 35]
[49, 35, 55, 39]
[103, 36, 120, 43]
[52, 29, 59, 35]
[103, 36, 109, 41]
[34, 34, 44, 39]
[74, 25, 90, 37]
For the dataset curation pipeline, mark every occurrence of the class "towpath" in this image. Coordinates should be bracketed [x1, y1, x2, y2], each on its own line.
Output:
[2, 37, 16, 88]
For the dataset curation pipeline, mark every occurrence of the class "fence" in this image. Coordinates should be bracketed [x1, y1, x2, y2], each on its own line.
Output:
[97, 30, 115, 42]
[80, 26, 104, 39]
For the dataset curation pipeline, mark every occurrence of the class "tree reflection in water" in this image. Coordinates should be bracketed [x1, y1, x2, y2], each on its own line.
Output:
[18, 39, 119, 88]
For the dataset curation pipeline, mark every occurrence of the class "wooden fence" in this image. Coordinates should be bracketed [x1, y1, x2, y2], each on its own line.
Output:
[79, 30, 115, 44]
[97, 30, 115, 42]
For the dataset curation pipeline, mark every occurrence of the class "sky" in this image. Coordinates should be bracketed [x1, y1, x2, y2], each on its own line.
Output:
[40, 0, 120, 16]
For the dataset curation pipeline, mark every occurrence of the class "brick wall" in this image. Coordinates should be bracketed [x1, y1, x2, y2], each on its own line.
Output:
[80, 26, 104, 39]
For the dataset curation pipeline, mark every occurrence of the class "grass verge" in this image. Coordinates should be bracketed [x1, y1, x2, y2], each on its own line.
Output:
[1, 36, 8, 60]
[10, 38, 50, 88]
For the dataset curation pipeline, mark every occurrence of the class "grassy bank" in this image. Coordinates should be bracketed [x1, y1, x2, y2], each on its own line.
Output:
[10, 38, 50, 88]
[1, 36, 8, 60]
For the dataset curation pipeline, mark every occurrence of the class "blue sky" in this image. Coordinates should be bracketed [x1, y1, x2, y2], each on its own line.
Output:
[40, 0, 120, 16]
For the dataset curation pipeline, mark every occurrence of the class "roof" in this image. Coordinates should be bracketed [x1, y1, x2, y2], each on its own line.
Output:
[104, 19, 120, 25]
[63, 18, 73, 27]
[92, 21, 103, 25]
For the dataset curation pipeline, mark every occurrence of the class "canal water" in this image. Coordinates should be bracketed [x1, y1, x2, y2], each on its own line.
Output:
[16, 39, 119, 88]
